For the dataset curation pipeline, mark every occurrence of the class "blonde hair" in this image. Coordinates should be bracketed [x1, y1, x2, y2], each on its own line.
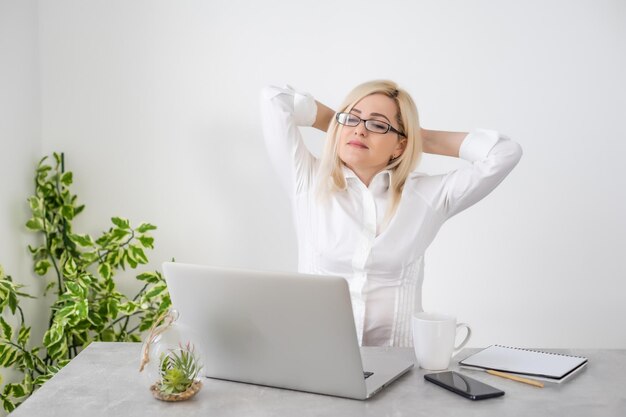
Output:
[317, 80, 422, 225]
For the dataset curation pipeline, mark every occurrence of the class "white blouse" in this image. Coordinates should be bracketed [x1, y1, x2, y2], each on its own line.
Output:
[260, 85, 523, 347]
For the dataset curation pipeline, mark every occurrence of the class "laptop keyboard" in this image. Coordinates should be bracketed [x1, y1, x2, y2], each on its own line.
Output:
[364, 372, 374, 379]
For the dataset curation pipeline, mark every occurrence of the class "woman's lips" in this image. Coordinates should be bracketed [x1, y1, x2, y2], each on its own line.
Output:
[347, 140, 369, 149]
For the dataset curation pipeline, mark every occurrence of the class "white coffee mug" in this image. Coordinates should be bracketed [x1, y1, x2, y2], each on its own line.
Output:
[412, 312, 472, 371]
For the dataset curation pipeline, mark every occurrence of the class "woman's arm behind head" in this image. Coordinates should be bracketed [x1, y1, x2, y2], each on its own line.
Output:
[311, 100, 335, 132]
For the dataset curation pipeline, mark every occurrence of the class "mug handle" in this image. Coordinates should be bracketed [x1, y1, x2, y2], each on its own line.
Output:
[454, 323, 472, 352]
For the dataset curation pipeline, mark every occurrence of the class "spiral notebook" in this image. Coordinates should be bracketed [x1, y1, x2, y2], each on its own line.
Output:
[459, 345, 588, 383]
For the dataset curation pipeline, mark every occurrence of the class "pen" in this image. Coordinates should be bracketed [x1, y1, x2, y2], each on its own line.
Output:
[486, 369, 545, 388]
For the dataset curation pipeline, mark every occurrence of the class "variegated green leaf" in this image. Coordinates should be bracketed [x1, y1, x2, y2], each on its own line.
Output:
[0, 316, 12, 340]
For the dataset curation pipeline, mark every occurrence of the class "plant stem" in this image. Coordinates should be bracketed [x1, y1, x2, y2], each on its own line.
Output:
[55, 155, 77, 267]
[126, 324, 140, 334]
[41, 208, 63, 295]
[41, 206, 63, 330]
[97, 231, 136, 265]
[132, 282, 150, 301]
[70, 345, 78, 358]
[102, 311, 142, 333]
[5, 342, 45, 375]
[17, 305, 25, 327]
[28, 369, 36, 393]
[121, 315, 131, 334]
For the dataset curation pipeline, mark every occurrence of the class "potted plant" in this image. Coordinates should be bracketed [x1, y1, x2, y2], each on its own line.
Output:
[150, 342, 203, 401]
[0, 152, 170, 413]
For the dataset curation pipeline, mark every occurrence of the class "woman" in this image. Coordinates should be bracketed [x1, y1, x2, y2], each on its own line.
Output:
[260, 81, 522, 348]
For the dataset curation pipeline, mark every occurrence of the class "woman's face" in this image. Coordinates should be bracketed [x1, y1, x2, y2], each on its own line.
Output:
[338, 93, 406, 179]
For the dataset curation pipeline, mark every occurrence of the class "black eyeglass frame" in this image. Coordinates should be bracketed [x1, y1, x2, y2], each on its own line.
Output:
[335, 112, 406, 137]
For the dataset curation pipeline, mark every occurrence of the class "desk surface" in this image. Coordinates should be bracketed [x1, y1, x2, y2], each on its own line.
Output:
[10, 343, 626, 417]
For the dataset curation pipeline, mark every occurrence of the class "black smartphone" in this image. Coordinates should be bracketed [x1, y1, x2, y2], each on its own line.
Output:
[424, 371, 505, 400]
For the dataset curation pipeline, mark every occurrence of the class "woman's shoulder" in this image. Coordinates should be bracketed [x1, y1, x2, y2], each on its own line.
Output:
[406, 170, 433, 182]
[403, 170, 445, 196]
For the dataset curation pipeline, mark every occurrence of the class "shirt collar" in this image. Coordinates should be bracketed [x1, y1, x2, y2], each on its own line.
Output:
[342, 165, 392, 191]
[342, 165, 359, 180]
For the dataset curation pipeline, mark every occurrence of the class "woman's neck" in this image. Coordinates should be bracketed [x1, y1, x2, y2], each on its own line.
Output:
[345, 164, 387, 188]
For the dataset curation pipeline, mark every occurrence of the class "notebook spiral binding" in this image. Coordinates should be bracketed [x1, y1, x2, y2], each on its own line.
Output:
[494, 344, 587, 359]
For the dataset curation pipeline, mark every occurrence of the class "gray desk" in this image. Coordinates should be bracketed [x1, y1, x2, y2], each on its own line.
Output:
[9, 343, 626, 416]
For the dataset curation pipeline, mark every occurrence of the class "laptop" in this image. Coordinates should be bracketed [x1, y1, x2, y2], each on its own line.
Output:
[162, 262, 414, 400]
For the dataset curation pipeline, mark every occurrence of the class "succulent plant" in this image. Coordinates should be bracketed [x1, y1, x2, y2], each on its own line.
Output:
[158, 343, 202, 395]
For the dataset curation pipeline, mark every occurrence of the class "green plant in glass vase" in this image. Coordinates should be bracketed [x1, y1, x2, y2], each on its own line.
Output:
[152, 342, 203, 401]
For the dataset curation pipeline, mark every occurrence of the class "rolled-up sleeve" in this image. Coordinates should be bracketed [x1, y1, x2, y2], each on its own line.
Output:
[260, 85, 318, 196]
[412, 129, 523, 220]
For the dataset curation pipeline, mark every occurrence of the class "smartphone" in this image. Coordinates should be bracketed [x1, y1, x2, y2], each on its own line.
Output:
[424, 371, 505, 400]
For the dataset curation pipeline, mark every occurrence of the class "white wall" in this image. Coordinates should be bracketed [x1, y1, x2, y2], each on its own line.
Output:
[22, 0, 626, 348]
[0, 0, 43, 390]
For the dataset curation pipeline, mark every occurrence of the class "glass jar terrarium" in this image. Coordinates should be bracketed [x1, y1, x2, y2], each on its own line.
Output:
[139, 309, 203, 401]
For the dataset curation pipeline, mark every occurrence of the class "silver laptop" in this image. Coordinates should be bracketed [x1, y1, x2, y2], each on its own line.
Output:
[162, 262, 414, 400]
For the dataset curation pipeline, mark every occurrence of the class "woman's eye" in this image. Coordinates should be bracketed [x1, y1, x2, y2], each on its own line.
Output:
[371, 121, 387, 130]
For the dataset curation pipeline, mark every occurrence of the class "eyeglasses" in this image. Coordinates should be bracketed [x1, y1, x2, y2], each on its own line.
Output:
[336, 112, 406, 137]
